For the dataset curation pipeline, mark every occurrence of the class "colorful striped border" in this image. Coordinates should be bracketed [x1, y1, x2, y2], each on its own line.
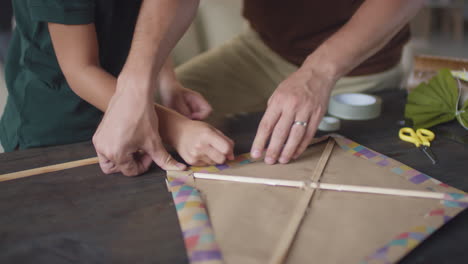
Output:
[168, 135, 467, 264]
[333, 136, 457, 191]
[333, 136, 467, 263]
[167, 174, 223, 264]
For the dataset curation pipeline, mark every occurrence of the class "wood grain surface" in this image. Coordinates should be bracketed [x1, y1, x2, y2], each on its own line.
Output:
[0, 90, 467, 264]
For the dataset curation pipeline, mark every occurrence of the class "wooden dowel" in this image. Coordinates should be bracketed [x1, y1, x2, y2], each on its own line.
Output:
[311, 183, 450, 201]
[192, 174, 468, 202]
[0, 157, 99, 182]
[269, 139, 335, 264]
[194, 173, 305, 188]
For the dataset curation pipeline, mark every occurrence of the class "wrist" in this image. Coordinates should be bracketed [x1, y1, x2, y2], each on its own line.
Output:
[300, 58, 339, 96]
[155, 104, 191, 147]
[303, 56, 340, 84]
[116, 71, 155, 99]
[158, 59, 179, 92]
[158, 75, 180, 93]
[302, 39, 350, 84]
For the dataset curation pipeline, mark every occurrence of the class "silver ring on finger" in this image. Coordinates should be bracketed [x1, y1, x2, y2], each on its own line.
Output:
[293, 121, 308, 127]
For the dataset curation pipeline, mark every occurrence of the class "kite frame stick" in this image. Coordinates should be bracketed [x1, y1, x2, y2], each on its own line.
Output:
[0, 157, 99, 182]
[193, 173, 466, 202]
[268, 139, 335, 264]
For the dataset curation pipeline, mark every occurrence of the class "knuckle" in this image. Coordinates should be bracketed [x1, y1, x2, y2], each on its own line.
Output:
[259, 120, 273, 132]
[275, 127, 288, 137]
[185, 157, 197, 165]
[153, 150, 169, 163]
[101, 166, 112, 175]
[266, 149, 280, 159]
[217, 156, 226, 164]
[281, 150, 293, 161]
[105, 153, 116, 163]
[192, 161, 205, 167]
[126, 171, 138, 177]
[127, 172, 139, 177]
[220, 148, 229, 155]
[189, 150, 200, 158]
[194, 142, 205, 151]
[122, 164, 139, 177]
[218, 144, 230, 154]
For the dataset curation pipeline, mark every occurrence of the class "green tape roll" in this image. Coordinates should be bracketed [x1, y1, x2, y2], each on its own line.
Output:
[328, 93, 382, 120]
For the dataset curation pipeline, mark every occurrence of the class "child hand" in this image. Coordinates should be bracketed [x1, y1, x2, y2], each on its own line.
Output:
[172, 120, 235, 166]
[159, 82, 212, 120]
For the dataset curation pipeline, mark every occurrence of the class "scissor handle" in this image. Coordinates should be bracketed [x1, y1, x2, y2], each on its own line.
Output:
[416, 128, 435, 146]
[399, 127, 421, 147]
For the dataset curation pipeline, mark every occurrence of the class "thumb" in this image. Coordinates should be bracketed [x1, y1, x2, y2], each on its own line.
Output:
[149, 145, 187, 171]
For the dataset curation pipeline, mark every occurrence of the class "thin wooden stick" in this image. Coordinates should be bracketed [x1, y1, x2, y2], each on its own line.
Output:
[193, 173, 468, 202]
[194, 173, 305, 188]
[269, 139, 335, 264]
[310, 183, 453, 201]
[0, 157, 99, 182]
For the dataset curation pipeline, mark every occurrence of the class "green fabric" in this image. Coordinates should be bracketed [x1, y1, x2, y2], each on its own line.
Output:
[404, 69, 468, 129]
[29, 0, 95, 25]
[0, 0, 142, 152]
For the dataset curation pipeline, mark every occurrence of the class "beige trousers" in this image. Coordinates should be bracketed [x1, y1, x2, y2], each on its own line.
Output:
[176, 28, 403, 124]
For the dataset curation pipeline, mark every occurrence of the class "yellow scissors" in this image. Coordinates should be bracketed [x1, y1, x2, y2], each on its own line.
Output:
[399, 127, 437, 165]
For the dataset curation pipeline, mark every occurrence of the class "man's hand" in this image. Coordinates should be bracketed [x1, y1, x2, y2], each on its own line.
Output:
[93, 82, 186, 177]
[249, 0, 423, 165]
[91, 0, 199, 176]
[159, 81, 212, 120]
[250, 66, 335, 165]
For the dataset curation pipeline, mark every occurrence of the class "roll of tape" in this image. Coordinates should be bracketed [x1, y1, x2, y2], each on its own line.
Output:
[318, 116, 341, 132]
[328, 93, 382, 120]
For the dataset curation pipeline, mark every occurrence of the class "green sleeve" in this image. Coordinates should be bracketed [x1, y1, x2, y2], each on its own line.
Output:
[28, 0, 95, 25]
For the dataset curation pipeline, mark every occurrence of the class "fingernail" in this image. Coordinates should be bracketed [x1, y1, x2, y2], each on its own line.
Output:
[265, 157, 275, 165]
[251, 150, 261, 158]
[176, 163, 187, 170]
[279, 157, 289, 164]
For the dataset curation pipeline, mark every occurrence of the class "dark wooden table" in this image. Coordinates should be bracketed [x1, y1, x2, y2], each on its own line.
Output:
[0, 90, 467, 264]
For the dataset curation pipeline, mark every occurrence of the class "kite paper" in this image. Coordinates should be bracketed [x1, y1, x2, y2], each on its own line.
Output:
[166, 135, 467, 264]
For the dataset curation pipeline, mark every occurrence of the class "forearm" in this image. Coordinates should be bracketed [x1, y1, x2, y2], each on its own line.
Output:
[155, 102, 189, 146]
[69, 66, 181, 117]
[303, 0, 424, 82]
[69, 64, 189, 146]
[120, 0, 199, 96]
[65, 66, 117, 112]
[158, 57, 179, 90]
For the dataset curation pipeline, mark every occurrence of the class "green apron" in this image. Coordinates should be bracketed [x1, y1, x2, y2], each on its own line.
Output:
[0, 0, 141, 152]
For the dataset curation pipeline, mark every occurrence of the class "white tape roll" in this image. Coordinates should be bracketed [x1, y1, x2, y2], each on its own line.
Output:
[318, 116, 341, 132]
[328, 93, 382, 120]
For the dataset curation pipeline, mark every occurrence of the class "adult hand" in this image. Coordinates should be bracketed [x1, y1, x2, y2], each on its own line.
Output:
[93, 78, 186, 177]
[250, 66, 336, 164]
[159, 81, 212, 120]
[168, 119, 235, 166]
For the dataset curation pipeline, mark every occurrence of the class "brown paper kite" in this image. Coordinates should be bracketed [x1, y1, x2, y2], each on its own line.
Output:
[166, 135, 468, 264]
